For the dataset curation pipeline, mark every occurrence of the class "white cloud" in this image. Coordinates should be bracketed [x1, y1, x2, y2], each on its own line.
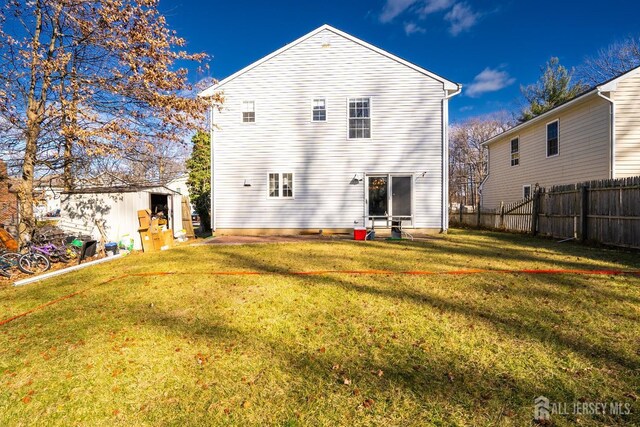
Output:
[465, 67, 516, 98]
[404, 22, 426, 35]
[444, 3, 480, 36]
[459, 105, 474, 112]
[418, 0, 454, 16]
[379, 0, 418, 23]
[380, 0, 481, 37]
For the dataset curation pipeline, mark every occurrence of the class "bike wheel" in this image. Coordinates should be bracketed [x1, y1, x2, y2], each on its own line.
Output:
[0, 252, 21, 268]
[18, 253, 51, 274]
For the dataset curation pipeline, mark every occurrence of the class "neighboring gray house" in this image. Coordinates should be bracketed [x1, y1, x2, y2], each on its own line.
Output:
[198, 25, 460, 234]
[481, 65, 640, 209]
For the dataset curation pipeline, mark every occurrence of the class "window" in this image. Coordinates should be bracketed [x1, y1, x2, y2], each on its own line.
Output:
[510, 137, 519, 166]
[523, 185, 531, 199]
[348, 97, 370, 139]
[312, 99, 326, 122]
[547, 120, 559, 157]
[268, 173, 294, 198]
[242, 101, 255, 123]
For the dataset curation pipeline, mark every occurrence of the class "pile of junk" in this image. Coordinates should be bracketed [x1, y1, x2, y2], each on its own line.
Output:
[137, 209, 186, 253]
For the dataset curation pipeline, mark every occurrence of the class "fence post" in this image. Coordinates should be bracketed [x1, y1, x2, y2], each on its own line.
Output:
[476, 201, 481, 227]
[531, 190, 540, 236]
[580, 185, 589, 242]
[459, 201, 463, 223]
[499, 201, 504, 229]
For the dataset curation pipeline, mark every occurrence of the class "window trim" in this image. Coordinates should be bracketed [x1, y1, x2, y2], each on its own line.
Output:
[523, 184, 532, 200]
[267, 172, 295, 199]
[546, 119, 559, 158]
[346, 96, 372, 140]
[242, 100, 255, 124]
[311, 98, 327, 123]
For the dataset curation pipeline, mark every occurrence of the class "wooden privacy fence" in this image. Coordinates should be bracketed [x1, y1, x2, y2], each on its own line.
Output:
[451, 176, 640, 249]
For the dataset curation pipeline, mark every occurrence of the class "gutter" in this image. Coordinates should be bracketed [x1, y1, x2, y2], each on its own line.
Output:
[441, 85, 462, 232]
[596, 90, 616, 179]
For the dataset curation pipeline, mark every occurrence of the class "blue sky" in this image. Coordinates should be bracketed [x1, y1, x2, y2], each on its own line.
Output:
[163, 0, 640, 122]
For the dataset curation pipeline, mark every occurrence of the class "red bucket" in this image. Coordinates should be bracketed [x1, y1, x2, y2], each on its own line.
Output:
[353, 227, 367, 241]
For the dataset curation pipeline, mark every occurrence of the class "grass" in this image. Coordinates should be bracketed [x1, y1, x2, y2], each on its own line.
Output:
[0, 229, 639, 426]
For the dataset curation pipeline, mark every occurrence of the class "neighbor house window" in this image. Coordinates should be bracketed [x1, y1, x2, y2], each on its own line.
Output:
[348, 97, 370, 139]
[523, 185, 531, 199]
[547, 120, 559, 156]
[242, 101, 255, 123]
[268, 173, 294, 198]
[312, 99, 326, 121]
[510, 137, 519, 166]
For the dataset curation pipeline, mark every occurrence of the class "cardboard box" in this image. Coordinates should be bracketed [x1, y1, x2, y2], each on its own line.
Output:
[137, 209, 151, 229]
[161, 229, 175, 248]
[151, 232, 163, 251]
[139, 230, 154, 253]
[149, 218, 160, 234]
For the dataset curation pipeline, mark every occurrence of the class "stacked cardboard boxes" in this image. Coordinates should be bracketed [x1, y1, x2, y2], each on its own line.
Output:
[137, 209, 174, 252]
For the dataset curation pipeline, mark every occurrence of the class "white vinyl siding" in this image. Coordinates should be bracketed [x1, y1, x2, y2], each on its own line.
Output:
[613, 72, 640, 178]
[482, 96, 611, 209]
[212, 28, 446, 229]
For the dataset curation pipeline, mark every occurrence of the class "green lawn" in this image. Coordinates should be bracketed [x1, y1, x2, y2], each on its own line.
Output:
[1, 229, 639, 426]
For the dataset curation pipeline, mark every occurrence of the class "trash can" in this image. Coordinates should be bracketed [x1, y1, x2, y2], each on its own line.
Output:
[353, 227, 367, 241]
[105, 242, 119, 257]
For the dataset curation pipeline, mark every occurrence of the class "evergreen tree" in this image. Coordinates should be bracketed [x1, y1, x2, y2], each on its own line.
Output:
[186, 131, 211, 231]
[519, 57, 587, 122]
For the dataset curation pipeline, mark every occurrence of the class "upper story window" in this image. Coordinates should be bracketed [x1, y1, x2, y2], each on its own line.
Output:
[523, 185, 531, 199]
[268, 173, 294, 198]
[242, 101, 255, 123]
[348, 97, 370, 139]
[510, 137, 519, 166]
[312, 99, 326, 122]
[547, 120, 559, 157]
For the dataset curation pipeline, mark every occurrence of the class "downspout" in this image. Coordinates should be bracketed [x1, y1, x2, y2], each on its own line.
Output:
[441, 85, 462, 233]
[596, 90, 615, 179]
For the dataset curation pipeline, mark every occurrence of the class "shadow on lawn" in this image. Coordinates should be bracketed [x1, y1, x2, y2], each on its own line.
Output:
[3, 233, 639, 424]
[209, 247, 640, 372]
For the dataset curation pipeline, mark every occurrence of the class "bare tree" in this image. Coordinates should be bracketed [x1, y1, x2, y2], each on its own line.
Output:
[449, 112, 514, 210]
[578, 36, 640, 85]
[0, 0, 222, 241]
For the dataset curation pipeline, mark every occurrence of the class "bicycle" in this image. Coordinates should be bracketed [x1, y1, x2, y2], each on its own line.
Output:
[17, 243, 51, 275]
[0, 249, 21, 278]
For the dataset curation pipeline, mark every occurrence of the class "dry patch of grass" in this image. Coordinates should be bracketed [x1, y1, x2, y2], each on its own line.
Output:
[0, 230, 639, 426]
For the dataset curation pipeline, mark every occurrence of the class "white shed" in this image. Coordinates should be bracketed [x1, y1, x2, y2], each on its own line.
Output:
[59, 185, 183, 250]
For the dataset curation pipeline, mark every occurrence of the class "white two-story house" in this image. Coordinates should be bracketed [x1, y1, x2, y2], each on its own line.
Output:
[198, 25, 460, 234]
[481, 65, 640, 209]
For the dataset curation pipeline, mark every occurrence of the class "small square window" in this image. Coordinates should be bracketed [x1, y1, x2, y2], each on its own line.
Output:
[268, 173, 293, 198]
[312, 99, 326, 122]
[242, 101, 255, 123]
[510, 137, 519, 166]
